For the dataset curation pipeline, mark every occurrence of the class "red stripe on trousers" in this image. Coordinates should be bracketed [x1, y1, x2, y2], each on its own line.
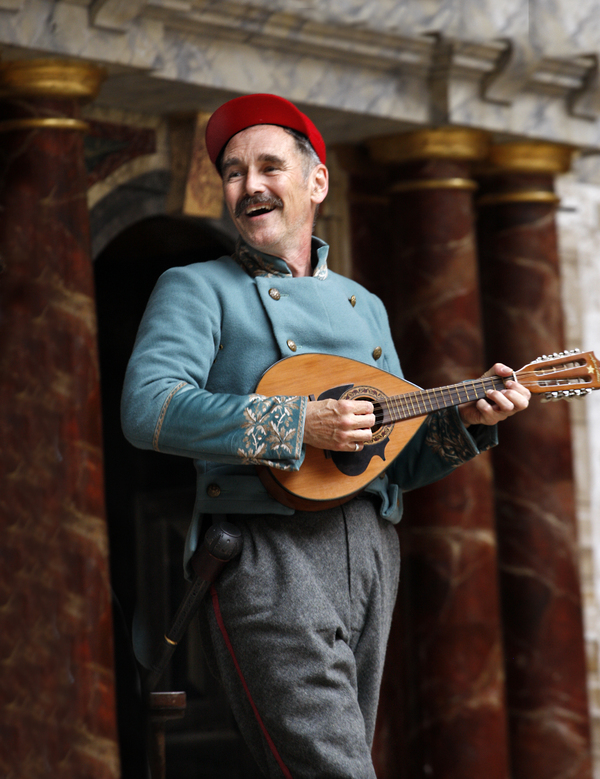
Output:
[210, 584, 293, 779]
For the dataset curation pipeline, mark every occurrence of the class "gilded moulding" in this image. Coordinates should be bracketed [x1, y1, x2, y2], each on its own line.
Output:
[0, 59, 106, 101]
[487, 142, 573, 174]
[477, 191, 560, 206]
[389, 178, 477, 193]
[0, 117, 89, 133]
[367, 128, 490, 164]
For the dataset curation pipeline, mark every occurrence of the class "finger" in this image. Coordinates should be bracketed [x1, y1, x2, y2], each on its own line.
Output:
[485, 390, 515, 413]
[494, 381, 531, 414]
[349, 429, 373, 451]
[503, 391, 530, 411]
[351, 412, 376, 430]
[503, 380, 531, 400]
[475, 397, 509, 423]
[351, 400, 375, 416]
[477, 397, 499, 415]
[483, 362, 512, 378]
[337, 400, 375, 429]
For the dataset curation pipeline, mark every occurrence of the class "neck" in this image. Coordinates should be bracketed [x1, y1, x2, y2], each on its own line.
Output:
[268, 224, 315, 277]
[246, 231, 315, 277]
[282, 245, 313, 277]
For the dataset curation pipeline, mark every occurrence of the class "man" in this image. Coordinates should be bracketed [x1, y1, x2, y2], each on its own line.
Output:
[121, 93, 530, 778]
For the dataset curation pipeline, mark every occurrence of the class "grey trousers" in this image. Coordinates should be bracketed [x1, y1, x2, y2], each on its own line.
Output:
[200, 496, 400, 778]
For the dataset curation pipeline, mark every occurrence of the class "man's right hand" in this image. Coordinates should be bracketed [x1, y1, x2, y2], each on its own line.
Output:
[303, 399, 375, 452]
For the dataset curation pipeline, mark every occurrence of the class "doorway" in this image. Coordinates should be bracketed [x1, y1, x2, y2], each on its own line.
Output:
[94, 215, 261, 778]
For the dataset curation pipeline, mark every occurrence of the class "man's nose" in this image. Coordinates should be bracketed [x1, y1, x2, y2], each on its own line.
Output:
[244, 168, 266, 194]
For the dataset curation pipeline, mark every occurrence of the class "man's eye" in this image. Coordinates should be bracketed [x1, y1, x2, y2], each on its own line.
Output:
[226, 170, 241, 180]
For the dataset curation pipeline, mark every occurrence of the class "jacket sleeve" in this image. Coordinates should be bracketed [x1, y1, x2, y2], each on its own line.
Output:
[121, 266, 307, 471]
[389, 405, 497, 492]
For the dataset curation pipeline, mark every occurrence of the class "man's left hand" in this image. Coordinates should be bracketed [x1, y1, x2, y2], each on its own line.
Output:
[459, 363, 531, 427]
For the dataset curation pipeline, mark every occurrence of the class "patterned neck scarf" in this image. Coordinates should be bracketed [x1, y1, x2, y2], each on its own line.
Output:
[232, 237, 329, 280]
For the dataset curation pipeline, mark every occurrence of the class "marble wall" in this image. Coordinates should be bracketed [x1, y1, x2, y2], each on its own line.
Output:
[556, 172, 600, 777]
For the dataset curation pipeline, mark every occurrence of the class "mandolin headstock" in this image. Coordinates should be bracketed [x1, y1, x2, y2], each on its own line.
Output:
[516, 349, 600, 401]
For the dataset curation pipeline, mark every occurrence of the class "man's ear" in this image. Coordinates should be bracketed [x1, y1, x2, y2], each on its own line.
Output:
[310, 164, 329, 205]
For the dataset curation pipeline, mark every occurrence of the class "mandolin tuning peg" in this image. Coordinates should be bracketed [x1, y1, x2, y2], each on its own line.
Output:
[542, 391, 559, 402]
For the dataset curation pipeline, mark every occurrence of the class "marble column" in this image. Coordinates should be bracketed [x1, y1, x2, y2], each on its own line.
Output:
[364, 129, 511, 779]
[0, 60, 120, 777]
[476, 143, 593, 779]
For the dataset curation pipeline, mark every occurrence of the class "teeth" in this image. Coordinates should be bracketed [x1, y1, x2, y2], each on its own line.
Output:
[246, 205, 273, 215]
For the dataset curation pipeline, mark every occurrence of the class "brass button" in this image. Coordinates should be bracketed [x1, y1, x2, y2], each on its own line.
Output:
[287, 339, 297, 352]
[372, 346, 382, 360]
[349, 295, 356, 307]
[207, 483, 221, 498]
[269, 288, 281, 300]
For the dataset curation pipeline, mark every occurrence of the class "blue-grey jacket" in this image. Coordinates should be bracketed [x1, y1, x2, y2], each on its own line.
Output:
[121, 239, 496, 565]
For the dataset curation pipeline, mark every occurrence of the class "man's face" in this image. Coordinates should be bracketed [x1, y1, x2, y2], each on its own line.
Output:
[221, 124, 325, 260]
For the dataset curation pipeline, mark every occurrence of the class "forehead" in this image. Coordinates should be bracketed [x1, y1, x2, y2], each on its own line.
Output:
[222, 124, 299, 163]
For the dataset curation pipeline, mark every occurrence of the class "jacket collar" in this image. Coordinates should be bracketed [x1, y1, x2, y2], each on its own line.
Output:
[232, 237, 329, 280]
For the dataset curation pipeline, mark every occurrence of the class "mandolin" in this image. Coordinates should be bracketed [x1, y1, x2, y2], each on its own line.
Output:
[255, 350, 600, 511]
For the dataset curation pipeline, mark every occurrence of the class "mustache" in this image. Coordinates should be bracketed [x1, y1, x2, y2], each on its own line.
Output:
[235, 193, 283, 218]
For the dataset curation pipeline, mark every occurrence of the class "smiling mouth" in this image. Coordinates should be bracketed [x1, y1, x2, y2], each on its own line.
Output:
[236, 195, 283, 219]
[246, 204, 276, 217]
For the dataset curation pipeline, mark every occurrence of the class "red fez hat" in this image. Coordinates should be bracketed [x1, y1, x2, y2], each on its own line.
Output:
[205, 93, 326, 166]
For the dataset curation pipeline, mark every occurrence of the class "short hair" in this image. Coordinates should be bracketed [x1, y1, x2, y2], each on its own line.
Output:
[282, 127, 321, 178]
[216, 125, 321, 179]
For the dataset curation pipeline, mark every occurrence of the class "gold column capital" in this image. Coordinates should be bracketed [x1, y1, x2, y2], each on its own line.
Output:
[487, 142, 574, 174]
[0, 59, 106, 101]
[367, 127, 490, 164]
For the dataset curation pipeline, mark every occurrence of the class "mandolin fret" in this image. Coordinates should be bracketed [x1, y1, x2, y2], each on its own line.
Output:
[382, 376, 505, 423]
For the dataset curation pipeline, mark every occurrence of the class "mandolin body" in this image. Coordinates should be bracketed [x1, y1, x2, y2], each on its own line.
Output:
[256, 354, 427, 510]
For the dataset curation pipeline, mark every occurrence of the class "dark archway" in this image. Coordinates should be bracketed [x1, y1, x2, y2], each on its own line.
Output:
[94, 215, 260, 778]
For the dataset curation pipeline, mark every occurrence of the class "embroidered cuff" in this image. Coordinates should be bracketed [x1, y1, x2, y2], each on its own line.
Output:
[237, 394, 307, 469]
[424, 407, 488, 467]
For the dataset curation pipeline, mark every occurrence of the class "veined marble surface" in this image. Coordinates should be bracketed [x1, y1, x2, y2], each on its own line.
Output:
[2, 0, 600, 154]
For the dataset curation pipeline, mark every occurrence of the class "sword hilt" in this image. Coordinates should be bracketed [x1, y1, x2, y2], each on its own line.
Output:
[144, 519, 242, 695]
